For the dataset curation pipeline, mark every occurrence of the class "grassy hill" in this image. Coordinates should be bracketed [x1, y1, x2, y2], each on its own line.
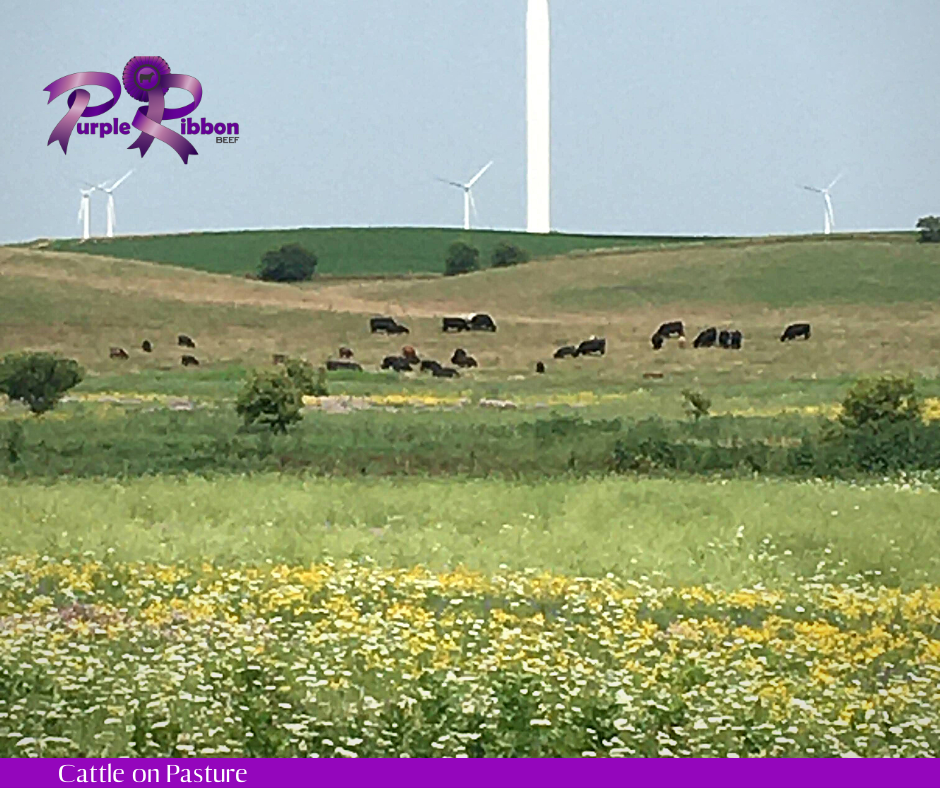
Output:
[36, 227, 716, 277]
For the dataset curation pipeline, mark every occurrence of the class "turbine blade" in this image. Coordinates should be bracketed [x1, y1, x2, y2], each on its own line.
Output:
[467, 160, 493, 188]
[827, 171, 844, 191]
[800, 185, 822, 193]
[435, 177, 465, 189]
[110, 170, 134, 191]
[469, 191, 479, 224]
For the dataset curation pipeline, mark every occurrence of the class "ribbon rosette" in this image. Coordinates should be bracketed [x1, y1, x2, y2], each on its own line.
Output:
[44, 72, 122, 153]
[123, 56, 203, 164]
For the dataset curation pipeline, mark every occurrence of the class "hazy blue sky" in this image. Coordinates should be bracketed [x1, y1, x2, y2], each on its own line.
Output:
[2, 0, 938, 243]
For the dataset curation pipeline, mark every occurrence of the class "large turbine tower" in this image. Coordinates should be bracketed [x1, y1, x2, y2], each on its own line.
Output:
[527, 0, 551, 234]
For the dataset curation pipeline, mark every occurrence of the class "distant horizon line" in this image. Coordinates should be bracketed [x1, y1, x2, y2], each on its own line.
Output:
[3, 224, 918, 247]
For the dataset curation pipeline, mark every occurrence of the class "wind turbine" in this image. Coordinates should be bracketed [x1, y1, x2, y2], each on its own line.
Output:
[436, 161, 493, 230]
[800, 172, 844, 235]
[77, 182, 99, 241]
[102, 170, 134, 238]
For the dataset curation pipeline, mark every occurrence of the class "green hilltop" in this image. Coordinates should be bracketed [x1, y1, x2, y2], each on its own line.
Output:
[38, 226, 717, 277]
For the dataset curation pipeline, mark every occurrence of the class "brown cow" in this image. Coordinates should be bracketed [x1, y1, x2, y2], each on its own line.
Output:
[272, 353, 287, 365]
[338, 347, 354, 359]
[401, 345, 419, 364]
[109, 347, 129, 360]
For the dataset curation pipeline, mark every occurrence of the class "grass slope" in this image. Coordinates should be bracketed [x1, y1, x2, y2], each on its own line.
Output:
[38, 227, 713, 277]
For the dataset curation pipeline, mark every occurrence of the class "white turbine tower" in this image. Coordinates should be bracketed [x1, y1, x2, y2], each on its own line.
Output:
[801, 172, 844, 235]
[437, 161, 493, 230]
[527, 0, 551, 234]
[102, 170, 134, 238]
[77, 182, 99, 241]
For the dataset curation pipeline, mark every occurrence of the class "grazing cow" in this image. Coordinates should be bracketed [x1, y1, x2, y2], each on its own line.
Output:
[109, 347, 129, 360]
[576, 337, 606, 356]
[781, 323, 811, 342]
[338, 347, 354, 359]
[729, 330, 743, 350]
[178, 334, 196, 348]
[272, 353, 287, 365]
[651, 333, 664, 351]
[432, 366, 460, 378]
[370, 317, 409, 335]
[693, 327, 717, 348]
[420, 360, 443, 373]
[718, 330, 731, 349]
[326, 360, 363, 372]
[643, 372, 665, 379]
[141, 340, 153, 353]
[453, 353, 478, 368]
[469, 313, 497, 332]
[656, 321, 685, 339]
[181, 355, 199, 367]
[535, 361, 545, 374]
[452, 348, 468, 361]
[381, 355, 413, 372]
[442, 316, 470, 333]
[401, 346, 420, 364]
[554, 345, 578, 359]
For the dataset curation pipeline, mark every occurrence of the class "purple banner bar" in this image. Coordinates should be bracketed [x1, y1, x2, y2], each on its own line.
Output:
[0, 758, 936, 788]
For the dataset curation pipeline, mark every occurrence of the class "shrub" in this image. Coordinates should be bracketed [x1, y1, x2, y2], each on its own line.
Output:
[283, 358, 328, 396]
[838, 375, 921, 431]
[235, 370, 304, 433]
[444, 242, 480, 277]
[682, 389, 711, 422]
[916, 216, 940, 243]
[258, 244, 318, 283]
[0, 352, 84, 415]
[490, 241, 530, 268]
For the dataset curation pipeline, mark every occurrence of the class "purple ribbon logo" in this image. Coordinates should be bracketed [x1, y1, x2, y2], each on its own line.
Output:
[44, 57, 204, 164]
[44, 72, 122, 153]
[122, 56, 202, 164]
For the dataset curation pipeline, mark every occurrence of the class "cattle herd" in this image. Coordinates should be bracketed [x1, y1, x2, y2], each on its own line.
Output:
[105, 314, 812, 379]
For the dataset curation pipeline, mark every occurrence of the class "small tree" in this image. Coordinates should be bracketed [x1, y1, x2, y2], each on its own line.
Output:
[682, 388, 711, 422]
[916, 216, 940, 243]
[283, 357, 327, 396]
[235, 370, 304, 433]
[258, 244, 318, 283]
[490, 241, 530, 268]
[839, 375, 921, 430]
[444, 242, 480, 277]
[0, 352, 84, 415]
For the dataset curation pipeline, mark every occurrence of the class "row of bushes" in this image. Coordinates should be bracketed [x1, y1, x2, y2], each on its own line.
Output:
[444, 241, 529, 276]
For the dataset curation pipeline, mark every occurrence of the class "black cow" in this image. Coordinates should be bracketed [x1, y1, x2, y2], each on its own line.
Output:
[181, 355, 199, 367]
[109, 347, 128, 360]
[554, 345, 578, 359]
[433, 366, 460, 378]
[141, 340, 153, 353]
[535, 361, 545, 374]
[469, 313, 497, 332]
[453, 354, 478, 368]
[370, 317, 409, 335]
[577, 337, 606, 356]
[420, 360, 443, 373]
[781, 323, 811, 342]
[693, 327, 717, 348]
[729, 330, 743, 350]
[326, 360, 363, 371]
[718, 330, 731, 349]
[178, 334, 196, 348]
[381, 355, 413, 372]
[442, 317, 470, 332]
[656, 321, 685, 339]
[651, 333, 664, 350]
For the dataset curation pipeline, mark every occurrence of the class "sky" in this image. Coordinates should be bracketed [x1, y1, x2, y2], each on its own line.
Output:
[1, 0, 938, 244]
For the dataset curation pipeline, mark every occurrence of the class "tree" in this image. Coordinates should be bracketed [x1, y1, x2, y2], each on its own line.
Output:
[235, 370, 304, 433]
[839, 375, 921, 431]
[283, 357, 327, 396]
[444, 242, 480, 277]
[0, 352, 84, 415]
[490, 241, 530, 268]
[916, 216, 940, 243]
[258, 244, 318, 282]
